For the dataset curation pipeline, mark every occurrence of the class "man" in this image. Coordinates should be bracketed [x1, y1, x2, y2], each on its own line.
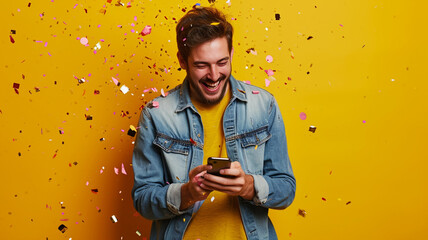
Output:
[132, 6, 296, 240]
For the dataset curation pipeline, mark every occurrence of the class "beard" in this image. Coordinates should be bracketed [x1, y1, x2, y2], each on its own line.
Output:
[188, 73, 230, 105]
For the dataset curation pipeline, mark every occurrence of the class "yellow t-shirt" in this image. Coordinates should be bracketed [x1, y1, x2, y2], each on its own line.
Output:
[183, 90, 247, 240]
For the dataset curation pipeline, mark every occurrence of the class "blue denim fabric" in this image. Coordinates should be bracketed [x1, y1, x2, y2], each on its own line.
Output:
[132, 75, 296, 240]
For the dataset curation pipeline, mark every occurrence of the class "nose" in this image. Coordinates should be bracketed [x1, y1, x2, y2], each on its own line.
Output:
[208, 64, 220, 81]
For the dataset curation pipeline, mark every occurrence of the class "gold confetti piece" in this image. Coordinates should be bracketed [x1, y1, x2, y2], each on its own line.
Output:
[237, 89, 246, 94]
[183, 218, 186, 222]
[255, 145, 258, 150]
[111, 215, 118, 223]
[210, 22, 220, 25]
[58, 224, 68, 233]
[136, 231, 141, 236]
[211, 196, 215, 202]
[298, 209, 307, 217]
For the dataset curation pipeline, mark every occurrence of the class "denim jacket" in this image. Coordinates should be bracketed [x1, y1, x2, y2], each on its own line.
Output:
[132, 75, 296, 240]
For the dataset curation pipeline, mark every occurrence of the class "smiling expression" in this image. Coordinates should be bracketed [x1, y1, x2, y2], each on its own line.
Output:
[178, 37, 233, 105]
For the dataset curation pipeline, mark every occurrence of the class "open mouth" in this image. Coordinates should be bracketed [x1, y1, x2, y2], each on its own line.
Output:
[201, 80, 221, 92]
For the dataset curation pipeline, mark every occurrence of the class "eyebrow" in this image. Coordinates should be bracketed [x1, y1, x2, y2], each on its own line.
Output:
[192, 57, 230, 66]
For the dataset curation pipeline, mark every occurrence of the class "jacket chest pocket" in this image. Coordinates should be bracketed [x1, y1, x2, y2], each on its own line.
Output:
[153, 133, 190, 183]
[239, 126, 271, 174]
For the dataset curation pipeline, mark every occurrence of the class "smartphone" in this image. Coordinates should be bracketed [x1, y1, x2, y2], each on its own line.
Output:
[207, 157, 231, 176]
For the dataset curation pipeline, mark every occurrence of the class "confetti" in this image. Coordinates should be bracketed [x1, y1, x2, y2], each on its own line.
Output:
[322, 197, 326, 201]
[120, 85, 129, 94]
[111, 77, 120, 86]
[80, 37, 88, 45]
[307, 36, 314, 40]
[265, 69, 274, 76]
[58, 224, 68, 233]
[136, 231, 141, 236]
[246, 47, 257, 55]
[91, 189, 98, 194]
[252, 90, 259, 94]
[211, 196, 215, 202]
[110, 215, 118, 223]
[152, 101, 159, 108]
[210, 22, 220, 25]
[309, 126, 316, 133]
[10, 35, 15, 43]
[161, 88, 168, 97]
[121, 163, 127, 175]
[299, 112, 307, 120]
[346, 201, 352, 205]
[85, 115, 93, 120]
[10, 29, 16, 34]
[114, 167, 119, 175]
[141, 25, 152, 36]
[265, 78, 270, 87]
[298, 209, 307, 217]
[266, 55, 273, 63]
[275, 13, 281, 20]
[127, 127, 137, 137]
[189, 138, 197, 146]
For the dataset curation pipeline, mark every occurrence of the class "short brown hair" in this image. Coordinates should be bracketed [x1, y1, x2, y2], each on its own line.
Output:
[176, 6, 233, 63]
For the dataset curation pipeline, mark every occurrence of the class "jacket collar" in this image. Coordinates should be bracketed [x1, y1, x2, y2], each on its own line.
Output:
[175, 75, 247, 113]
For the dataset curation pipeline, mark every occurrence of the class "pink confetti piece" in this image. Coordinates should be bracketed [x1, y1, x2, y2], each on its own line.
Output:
[141, 25, 152, 36]
[252, 90, 260, 94]
[73, 4, 78, 9]
[152, 101, 159, 108]
[44, 42, 48, 47]
[265, 69, 274, 76]
[299, 112, 307, 120]
[266, 55, 273, 63]
[114, 167, 119, 175]
[265, 79, 270, 87]
[121, 163, 127, 175]
[111, 77, 119, 85]
[80, 37, 88, 45]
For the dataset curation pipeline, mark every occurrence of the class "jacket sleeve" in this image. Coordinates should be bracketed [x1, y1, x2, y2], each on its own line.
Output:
[131, 107, 191, 220]
[249, 97, 296, 209]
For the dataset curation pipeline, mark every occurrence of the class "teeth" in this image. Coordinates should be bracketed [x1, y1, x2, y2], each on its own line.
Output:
[205, 81, 220, 88]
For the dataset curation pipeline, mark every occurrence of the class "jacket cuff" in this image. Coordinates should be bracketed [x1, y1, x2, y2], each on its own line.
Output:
[166, 183, 191, 215]
[251, 174, 269, 205]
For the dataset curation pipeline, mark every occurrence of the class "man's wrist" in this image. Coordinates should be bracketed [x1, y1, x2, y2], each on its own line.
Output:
[240, 174, 255, 200]
[180, 183, 194, 210]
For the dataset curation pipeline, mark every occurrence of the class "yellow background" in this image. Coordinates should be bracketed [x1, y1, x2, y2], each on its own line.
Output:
[1, 0, 427, 239]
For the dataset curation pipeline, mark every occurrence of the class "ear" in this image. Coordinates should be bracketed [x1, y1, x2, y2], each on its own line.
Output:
[177, 51, 187, 70]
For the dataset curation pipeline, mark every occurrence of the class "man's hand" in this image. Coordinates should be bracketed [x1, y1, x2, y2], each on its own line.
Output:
[180, 165, 213, 210]
[200, 161, 255, 200]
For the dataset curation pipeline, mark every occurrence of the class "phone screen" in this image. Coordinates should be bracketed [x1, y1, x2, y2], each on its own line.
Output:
[207, 157, 231, 176]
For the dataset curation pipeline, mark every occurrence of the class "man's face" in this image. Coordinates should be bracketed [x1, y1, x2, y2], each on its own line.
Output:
[179, 37, 232, 105]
